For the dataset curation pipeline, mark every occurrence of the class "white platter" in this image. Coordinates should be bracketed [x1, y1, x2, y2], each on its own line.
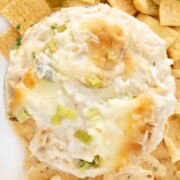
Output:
[0, 15, 25, 180]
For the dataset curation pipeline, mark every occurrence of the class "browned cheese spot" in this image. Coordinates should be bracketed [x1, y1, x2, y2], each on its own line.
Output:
[11, 88, 23, 114]
[23, 70, 37, 89]
[82, 18, 126, 71]
[114, 95, 154, 170]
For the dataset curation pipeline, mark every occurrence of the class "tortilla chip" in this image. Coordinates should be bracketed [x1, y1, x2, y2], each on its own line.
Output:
[152, 0, 159, 5]
[151, 141, 180, 180]
[45, 0, 68, 8]
[0, 27, 20, 60]
[160, 0, 180, 26]
[0, 0, 11, 10]
[137, 14, 179, 48]
[0, 0, 52, 35]
[172, 26, 180, 34]
[176, 171, 180, 179]
[141, 155, 166, 178]
[80, 0, 96, 3]
[50, 175, 62, 180]
[103, 166, 154, 180]
[67, 0, 100, 6]
[174, 102, 180, 115]
[24, 163, 63, 180]
[171, 69, 180, 101]
[164, 116, 180, 163]
[168, 37, 180, 61]
[173, 60, 180, 69]
[133, 0, 159, 16]
[107, 0, 137, 15]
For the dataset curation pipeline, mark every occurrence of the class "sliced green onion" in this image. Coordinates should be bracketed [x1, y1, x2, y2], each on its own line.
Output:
[92, 155, 102, 168]
[57, 105, 77, 120]
[153, 166, 158, 172]
[52, 114, 62, 125]
[76, 155, 102, 170]
[86, 74, 102, 88]
[87, 108, 102, 121]
[48, 40, 58, 53]
[15, 108, 30, 124]
[51, 25, 56, 30]
[76, 160, 92, 170]
[11, 36, 22, 50]
[106, 52, 118, 62]
[16, 24, 21, 30]
[57, 24, 67, 32]
[74, 130, 92, 145]
[32, 52, 35, 59]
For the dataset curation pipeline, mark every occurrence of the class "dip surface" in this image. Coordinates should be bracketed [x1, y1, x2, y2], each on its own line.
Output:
[5, 4, 176, 178]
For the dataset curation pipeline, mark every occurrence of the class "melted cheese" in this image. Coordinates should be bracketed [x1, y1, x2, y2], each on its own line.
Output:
[23, 70, 37, 89]
[6, 4, 176, 178]
[82, 17, 125, 71]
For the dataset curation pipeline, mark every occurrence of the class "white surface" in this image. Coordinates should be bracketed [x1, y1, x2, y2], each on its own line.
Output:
[0, 16, 25, 180]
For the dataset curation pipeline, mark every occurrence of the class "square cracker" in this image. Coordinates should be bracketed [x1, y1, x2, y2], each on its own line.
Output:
[152, 0, 159, 5]
[168, 37, 180, 61]
[0, 27, 20, 60]
[164, 116, 180, 163]
[45, 0, 68, 8]
[160, 0, 180, 26]
[173, 60, 180, 69]
[137, 14, 179, 48]
[172, 26, 180, 34]
[0, 0, 11, 10]
[107, 0, 137, 15]
[151, 141, 180, 180]
[0, 0, 52, 35]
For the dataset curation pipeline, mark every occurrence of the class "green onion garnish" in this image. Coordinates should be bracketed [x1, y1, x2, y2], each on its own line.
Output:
[11, 36, 22, 50]
[74, 130, 92, 145]
[86, 74, 102, 88]
[87, 108, 102, 120]
[32, 52, 35, 59]
[48, 40, 58, 53]
[16, 24, 21, 30]
[76, 155, 102, 170]
[57, 105, 77, 120]
[153, 167, 158, 171]
[15, 108, 30, 124]
[92, 155, 102, 168]
[51, 25, 56, 30]
[76, 160, 92, 170]
[57, 24, 67, 32]
[52, 114, 62, 125]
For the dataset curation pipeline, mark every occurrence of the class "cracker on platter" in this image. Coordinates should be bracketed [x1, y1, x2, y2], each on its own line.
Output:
[159, 0, 180, 26]
[168, 37, 180, 61]
[133, 0, 159, 16]
[0, 0, 52, 34]
[107, 0, 137, 15]
[164, 115, 180, 163]
[0, 27, 20, 60]
[137, 13, 179, 48]
[0, 0, 11, 10]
